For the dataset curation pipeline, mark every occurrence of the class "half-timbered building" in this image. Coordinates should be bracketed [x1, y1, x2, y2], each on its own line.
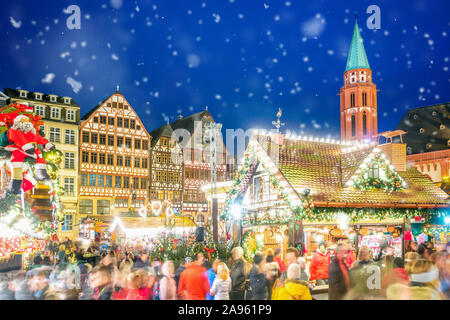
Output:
[149, 123, 183, 211]
[79, 90, 151, 220]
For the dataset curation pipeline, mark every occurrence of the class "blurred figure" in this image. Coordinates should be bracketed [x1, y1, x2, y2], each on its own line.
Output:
[345, 242, 356, 269]
[264, 249, 280, 298]
[178, 253, 209, 300]
[328, 243, 350, 300]
[206, 259, 219, 300]
[404, 252, 420, 275]
[123, 271, 146, 300]
[57, 245, 68, 266]
[381, 257, 409, 297]
[351, 246, 372, 269]
[230, 247, 247, 300]
[274, 248, 286, 274]
[28, 269, 51, 300]
[249, 253, 268, 300]
[417, 242, 435, 261]
[134, 250, 150, 269]
[210, 262, 231, 300]
[175, 258, 188, 289]
[90, 265, 113, 300]
[273, 263, 312, 300]
[309, 243, 330, 285]
[159, 261, 177, 300]
[435, 251, 449, 299]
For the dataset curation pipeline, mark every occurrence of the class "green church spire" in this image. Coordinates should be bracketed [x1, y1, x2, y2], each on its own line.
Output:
[345, 20, 371, 72]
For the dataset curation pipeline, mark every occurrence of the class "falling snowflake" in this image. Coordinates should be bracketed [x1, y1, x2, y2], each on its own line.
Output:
[9, 17, 22, 28]
[111, 53, 119, 60]
[66, 77, 82, 93]
[213, 13, 221, 23]
[41, 73, 55, 84]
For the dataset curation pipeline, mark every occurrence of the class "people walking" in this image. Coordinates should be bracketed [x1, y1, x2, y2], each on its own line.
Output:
[177, 253, 210, 300]
[328, 243, 350, 300]
[210, 262, 231, 300]
[230, 247, 247, 300]
[249, 253, 268, 300]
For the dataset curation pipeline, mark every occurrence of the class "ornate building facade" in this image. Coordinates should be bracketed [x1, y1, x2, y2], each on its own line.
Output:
[79, 90, 151, 220]
[339, 20, 378, 142]
[5, 88, 81, 240]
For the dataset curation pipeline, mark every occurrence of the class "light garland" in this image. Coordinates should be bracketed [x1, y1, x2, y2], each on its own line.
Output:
[348, 149, 406, 192]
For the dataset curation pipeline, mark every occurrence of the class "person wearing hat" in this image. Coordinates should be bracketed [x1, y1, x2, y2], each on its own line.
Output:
[249, 253, 268, 300]
[273, 263, 312, 300]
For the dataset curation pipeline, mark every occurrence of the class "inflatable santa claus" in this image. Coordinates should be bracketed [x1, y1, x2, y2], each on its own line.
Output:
[3, 114, 54, 194]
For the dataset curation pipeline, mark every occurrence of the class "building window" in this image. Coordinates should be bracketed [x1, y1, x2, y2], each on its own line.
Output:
[35, 105, 45, 116]
[108, 117, 115, 126]
[368, 164, 380, 179]
[34, 93, 42, 100]
[65, 152, 75, 169]
[19, 91, 27, 98]
[124, 118, 129, 128]
[89, 174, 96, 186]
[49, 96, 57, 102]
[49, 127, 61, 143]
[440, 124, 445, 130]
[99, 153, 106, 165]
[97, 200, 110, 215]
[130, 119, 136, 129]
[142, 140, 148, 150]
[108, 135, 114, 146]
[141, 178, 147, 190]
[351, 115, 356, 137]
[107, 154, 114, 165]
[116, 155, 123, 166]
[106, 175, 112, 187]
[82, 151, 89, 163]
[98, 174, 104, 187]
[363, 112, 367, 136]
[82, 131, 89, 143]
[125, 137, 132, 148]
[133, 177, 140, 189]
[100, 116, 107, 124]
[115, 199, 128, 208]
[134, 157, 140, 168]
[93, 117, 98, 123]
[90, 152, 97, 164]
[137, 125, 141, 130]
[62, 214, 73, 231]
[65, 129, 76, 145]
[115, 176, 122, 188]
[142, 158, 148, 169]
[350, 93, 355, 107]
[79, 199, 93, 214]
[66, 110, 76, 121]
[135, 139, 141, 149]
[64, 177, 75, 196]
[99, 134, 106, 145]
[64, 98, 71, 104]
[81, 173, 87, 186]
[117, 136, 123, 147]
[419, 128, 425, 134]
[51, 107, 61, 119]
[117, 117, 123, 127]
[362, 92, 367, 106]
[91, 133, 98, 144]
[123, 177, 130, 188]
[125, 156, 131, 167]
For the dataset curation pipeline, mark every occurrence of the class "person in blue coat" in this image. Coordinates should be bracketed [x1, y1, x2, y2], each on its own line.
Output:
[205, 259, 220, 300]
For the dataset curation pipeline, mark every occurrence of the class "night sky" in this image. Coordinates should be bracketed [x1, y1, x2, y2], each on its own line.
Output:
[0, 0, 449, 140]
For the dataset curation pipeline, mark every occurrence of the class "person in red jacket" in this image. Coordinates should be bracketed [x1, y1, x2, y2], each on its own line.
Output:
[177, 253, 210, 300]
[274, 248, 286, 275]
[309, 243, 331, 285]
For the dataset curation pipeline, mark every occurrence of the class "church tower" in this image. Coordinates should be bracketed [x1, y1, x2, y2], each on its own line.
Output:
[340, 19, 378, 142]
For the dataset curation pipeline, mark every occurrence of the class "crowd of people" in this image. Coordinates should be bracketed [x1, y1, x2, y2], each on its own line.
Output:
[0, 237, 448, 300]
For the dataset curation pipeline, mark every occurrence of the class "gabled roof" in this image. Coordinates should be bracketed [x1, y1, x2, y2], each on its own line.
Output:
[81, 91, 120, 120]
[4, 88, 80, 108]
[252, 135, 449, 207]
[149, 110, 214, 147]
[395, 102, 450, 155]
[149, 123, 174, 147]
[345, 21, 371, 72]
